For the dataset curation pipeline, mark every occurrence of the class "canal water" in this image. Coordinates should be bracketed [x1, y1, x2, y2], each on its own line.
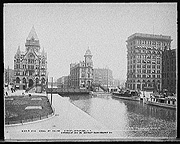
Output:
[66, 94, 176, 138]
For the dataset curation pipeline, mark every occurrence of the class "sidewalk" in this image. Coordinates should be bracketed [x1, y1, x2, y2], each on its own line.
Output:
[5, 94, 116, 141]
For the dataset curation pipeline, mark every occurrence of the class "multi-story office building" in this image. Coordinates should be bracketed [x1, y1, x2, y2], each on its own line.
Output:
[126, 33, 172, 91]
[14, 26, 47, 90]
[69, 48, 93, 88]
[93, 68, 113, 87]
[162, 47, 176, 93]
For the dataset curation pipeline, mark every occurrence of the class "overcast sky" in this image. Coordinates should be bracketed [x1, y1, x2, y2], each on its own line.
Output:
[4, 3, 177, 81]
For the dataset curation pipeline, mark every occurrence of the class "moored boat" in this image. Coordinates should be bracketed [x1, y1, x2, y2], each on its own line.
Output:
[144, 96, 176, 109]
[112, 90, 140, 101]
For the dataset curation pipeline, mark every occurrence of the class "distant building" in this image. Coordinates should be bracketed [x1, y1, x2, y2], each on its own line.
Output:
[93, 68, 113, 87]
[14, 26, 47, 90]
[57, 76, 69, 88]
[4, 67, 15, 85]
[126, 33, 172, 91]
[69, 48, 93, 89]
[162, 48, 176, 93]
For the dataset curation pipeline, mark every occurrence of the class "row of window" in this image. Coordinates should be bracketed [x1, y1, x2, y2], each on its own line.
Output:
[127, 79, 160, 83]
[128, 55, 161, 60]
[15, 58, 46, 64]
[15, 71, 46, 76]
[130, 40, 170, 47]
[128, 59, 161, 64]
[128, 69, 160, 74]
[162, 79, 176, 85]
[162, 73, 176, 78]
[129, 49, 161, 55]
[128, 64, 161, 69]
[128, 74, 161, 78]
[162, 66, 176, 72]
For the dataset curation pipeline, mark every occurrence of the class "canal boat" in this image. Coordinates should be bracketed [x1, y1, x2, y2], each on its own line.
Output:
[112, 90, 140, 101]
[144, 96, 176, 109]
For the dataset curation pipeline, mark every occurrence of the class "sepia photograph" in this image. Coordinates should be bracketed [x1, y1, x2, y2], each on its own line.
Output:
[4, 3, 177, 142]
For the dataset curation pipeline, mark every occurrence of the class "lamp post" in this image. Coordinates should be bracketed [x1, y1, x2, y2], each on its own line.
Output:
[51, 77, 53, 105]
[106, 67, 108, 93]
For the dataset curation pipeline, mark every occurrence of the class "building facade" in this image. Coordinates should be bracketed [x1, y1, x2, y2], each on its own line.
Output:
[4, 67, 15, 85]
[162, 48, 176, 93]
[126, 33, 172, 91]
[57, 76, 69, 88]
[93, 68, 113, 87]
[14, 26, 47, 90]
[69, 48, 93, 88]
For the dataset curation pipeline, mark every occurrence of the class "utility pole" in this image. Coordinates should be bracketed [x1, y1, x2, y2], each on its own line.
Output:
[107, 67, 108, 93]
[51, 77, 53, 105]
[8, 66, 9, 85]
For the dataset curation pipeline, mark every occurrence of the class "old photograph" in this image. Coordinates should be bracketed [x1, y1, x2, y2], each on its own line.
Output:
[4, 3, 177, 141]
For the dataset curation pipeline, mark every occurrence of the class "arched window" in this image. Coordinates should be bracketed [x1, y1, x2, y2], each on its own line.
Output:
[16, 77, 20, 83]
[41, 78, 45, 84]
[22, 78, 26, 83]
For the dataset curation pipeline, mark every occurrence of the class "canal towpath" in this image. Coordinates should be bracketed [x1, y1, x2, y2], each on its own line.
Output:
[5, 93, 113, 141]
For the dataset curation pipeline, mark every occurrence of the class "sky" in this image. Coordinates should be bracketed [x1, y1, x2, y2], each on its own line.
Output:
[4, 3, 177, 81]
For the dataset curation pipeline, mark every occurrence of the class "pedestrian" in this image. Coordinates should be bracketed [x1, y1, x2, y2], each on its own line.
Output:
[11, 87, 13, 93]
[6, 92, 8, 96]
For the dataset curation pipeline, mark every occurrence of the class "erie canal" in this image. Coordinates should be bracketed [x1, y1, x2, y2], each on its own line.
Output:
[66, 94, 176, 138]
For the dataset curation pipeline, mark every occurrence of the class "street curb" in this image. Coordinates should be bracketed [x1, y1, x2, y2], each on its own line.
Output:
[5, 96, 55, 127]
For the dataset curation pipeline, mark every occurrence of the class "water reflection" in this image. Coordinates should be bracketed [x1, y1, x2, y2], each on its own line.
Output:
[112, 97, 176, 122]
[67, 94, 176, 137]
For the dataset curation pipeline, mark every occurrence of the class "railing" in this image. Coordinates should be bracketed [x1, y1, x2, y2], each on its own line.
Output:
[46, 88, 90, 94]
[5, 109, 54, 126]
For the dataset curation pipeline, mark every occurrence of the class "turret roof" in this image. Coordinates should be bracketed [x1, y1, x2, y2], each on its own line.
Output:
[26, 26, 39, 40]
[85, 48, 92, 56]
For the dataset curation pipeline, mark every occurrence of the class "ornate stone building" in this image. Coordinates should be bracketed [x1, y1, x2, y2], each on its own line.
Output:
[69, 48, 93, 88]
[126, 33, 172, 91]
[14, 26, 47, 90]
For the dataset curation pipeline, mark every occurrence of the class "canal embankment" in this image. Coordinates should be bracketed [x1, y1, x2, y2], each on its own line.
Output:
[5, 94, 112, 141]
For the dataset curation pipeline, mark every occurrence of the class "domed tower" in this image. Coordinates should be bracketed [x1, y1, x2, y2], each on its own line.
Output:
[84, 48, 93, 88]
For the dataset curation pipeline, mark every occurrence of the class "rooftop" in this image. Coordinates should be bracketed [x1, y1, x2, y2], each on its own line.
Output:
[127, 33, 172, 41]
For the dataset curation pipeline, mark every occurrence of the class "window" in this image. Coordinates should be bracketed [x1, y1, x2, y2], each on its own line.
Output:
[147, 65, 151, 68]
[152, 65, 156, 69]
[157, 65, 161, 69]
[142, 75, 146, 78]
[147, 70, 151, 73]
[142, 70, 146, 73]
[137, 65, 141, 68]
[157, 61, 160, 64]
[137, 69, 141, 73]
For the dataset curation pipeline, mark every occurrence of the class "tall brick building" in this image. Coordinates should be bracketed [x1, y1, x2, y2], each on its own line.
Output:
[162, 47, 176, 93]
